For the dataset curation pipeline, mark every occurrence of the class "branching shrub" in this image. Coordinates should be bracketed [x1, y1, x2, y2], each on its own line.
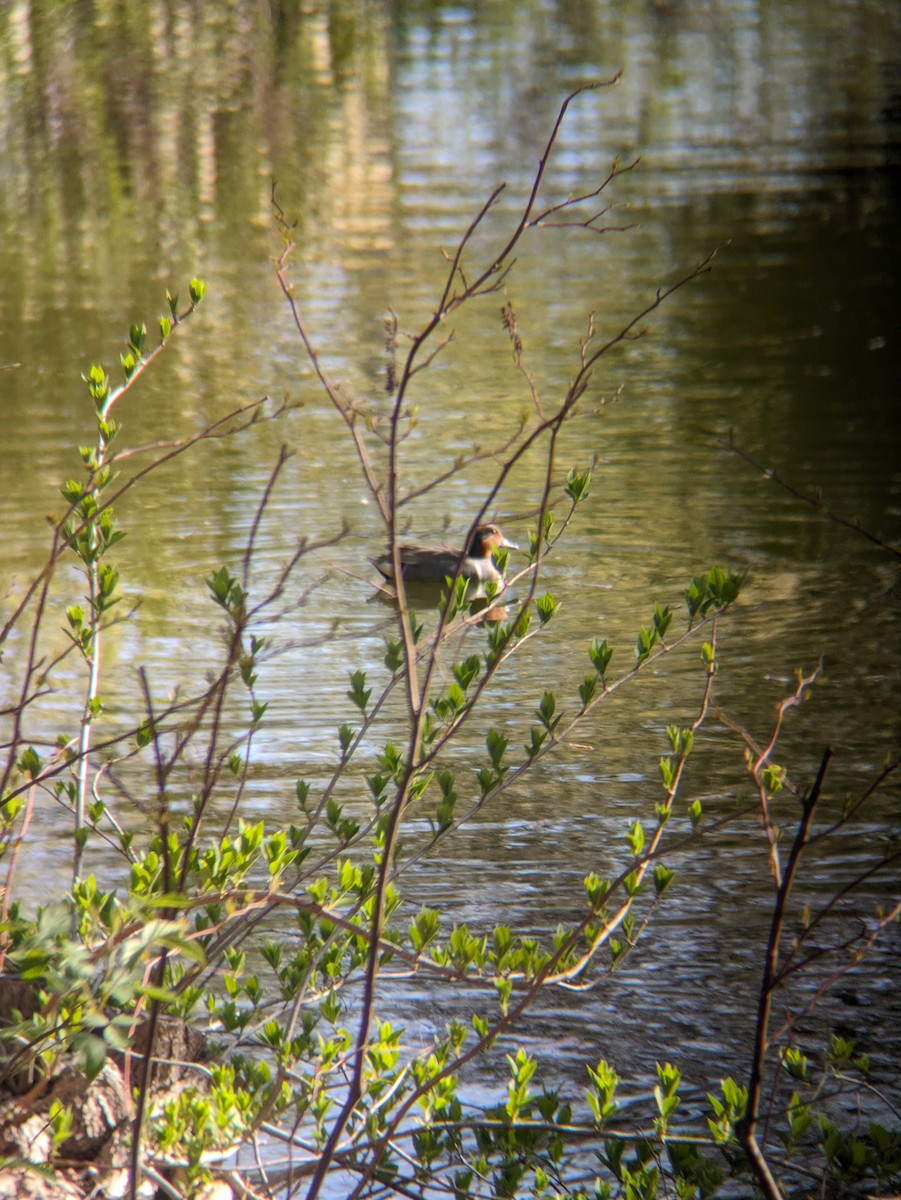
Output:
[0, 84, 897, 1200]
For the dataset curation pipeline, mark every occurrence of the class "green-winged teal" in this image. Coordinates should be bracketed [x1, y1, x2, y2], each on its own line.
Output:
[374, 523, 518, 586]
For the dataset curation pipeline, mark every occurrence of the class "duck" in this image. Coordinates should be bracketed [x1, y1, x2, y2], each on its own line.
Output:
[373, 523, 518, 587]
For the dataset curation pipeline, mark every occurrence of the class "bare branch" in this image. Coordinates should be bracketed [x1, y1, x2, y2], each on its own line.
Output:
[737, 747, 832, 1200]
[728, 430, 901, 560]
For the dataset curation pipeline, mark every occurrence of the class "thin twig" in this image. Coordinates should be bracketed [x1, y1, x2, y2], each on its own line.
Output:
[727, 430, 901, 559]
[737, 747, 832, 1200]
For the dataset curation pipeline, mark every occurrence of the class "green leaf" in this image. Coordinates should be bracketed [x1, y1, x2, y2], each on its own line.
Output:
[627, 820, 645, 857]
[782, 1046, 809, 1081]
[584, 873, 609, 911]
[453, 655, 480, 691]
[347, 669, 371, 712]
[659, 757, 675, 788]
[653, 603, 672, 638]
[74, 1032, 108, 1081]
[588, 637, 612, 678]
[486, 728, 508, 771]
[16, 747, 43, 779]
[578, 672, 598, 707]
[686, 567, 746, 622]
[129, 322, 146, 354]
[536, 593, 559, 624]
[384, 639, 403, 673]
[653, 865, 675, 895]
[565, 467, 591, 503]
[635, 624, 656, 664]
[337, 724, 354, 757]
[524, 726, 546, 760]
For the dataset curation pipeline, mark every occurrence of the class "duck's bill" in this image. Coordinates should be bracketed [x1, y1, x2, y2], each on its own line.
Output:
[500, 537, 519, 550]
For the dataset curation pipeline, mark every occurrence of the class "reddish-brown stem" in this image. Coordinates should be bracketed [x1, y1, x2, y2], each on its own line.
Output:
[737, 746, 832, 1200]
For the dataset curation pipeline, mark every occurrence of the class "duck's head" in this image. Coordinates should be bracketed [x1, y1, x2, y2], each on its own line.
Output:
[467, 524, 519, 559]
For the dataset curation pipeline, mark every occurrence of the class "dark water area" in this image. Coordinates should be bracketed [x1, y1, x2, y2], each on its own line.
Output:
[0, 0, 899, 1155]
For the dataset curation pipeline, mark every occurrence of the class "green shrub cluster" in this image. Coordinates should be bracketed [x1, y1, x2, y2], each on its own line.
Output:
[0, 88, 897, 1200]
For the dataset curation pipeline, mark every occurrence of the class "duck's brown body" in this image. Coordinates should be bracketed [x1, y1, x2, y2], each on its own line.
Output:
[374, 523, 517, 585]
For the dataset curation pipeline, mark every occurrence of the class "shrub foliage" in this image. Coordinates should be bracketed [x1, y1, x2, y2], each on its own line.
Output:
[0, 86, 897, 1200]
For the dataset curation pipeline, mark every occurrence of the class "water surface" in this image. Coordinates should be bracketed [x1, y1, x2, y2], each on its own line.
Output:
[0, 0, 898, 1127]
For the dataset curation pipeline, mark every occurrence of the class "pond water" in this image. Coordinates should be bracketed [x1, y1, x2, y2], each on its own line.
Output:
[0, 0, 899, 1138]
